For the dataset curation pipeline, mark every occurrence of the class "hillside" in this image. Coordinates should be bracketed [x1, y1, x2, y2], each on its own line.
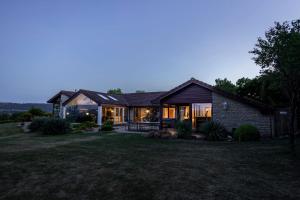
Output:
[0, 102, 52, 113]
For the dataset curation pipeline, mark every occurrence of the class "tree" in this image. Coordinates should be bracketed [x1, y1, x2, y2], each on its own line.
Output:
[214, 78, 236, 93]
[28, 107, 45, 117]
[250, 20, 300, 151]
[107, 88, 122, 95]
[135, 90, 146, 93]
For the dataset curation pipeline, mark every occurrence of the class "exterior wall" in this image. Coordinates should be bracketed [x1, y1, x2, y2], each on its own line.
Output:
[59, 94, 70, 118]
[162, 83, 212, 104]
[212, 93, 273, 136]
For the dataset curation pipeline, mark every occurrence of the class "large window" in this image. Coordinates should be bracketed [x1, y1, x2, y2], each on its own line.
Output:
[134, 107, 159, 122]
[192, 103, 212, 118]
[163, 105, 176, 119]
[192, 103, 212, 128]
[102, 107, 125, 124]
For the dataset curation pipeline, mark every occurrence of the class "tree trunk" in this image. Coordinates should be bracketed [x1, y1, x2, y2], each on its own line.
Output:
[289, 96, 297, 152]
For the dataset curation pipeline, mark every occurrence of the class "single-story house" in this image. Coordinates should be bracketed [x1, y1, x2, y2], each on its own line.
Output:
[47, 78, 274, 136]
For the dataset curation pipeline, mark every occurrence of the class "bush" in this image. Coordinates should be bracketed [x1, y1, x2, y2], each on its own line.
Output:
[175, 120, 192, 139]
[42, 119, 71, 135]
[0, 113, 13, 124]
[73, 121, 98, 131]
[28, 117, 48, 132]
[234, 124, 260, 142]
[29, 118, 70, 135]
[10, 112, 24, 122]
[18, 112, 32, 122]
[0, 113, 10, 121]
[28, 108, 45, 117]
[101, 120, 114, 131]
[200, 121, 227, 141]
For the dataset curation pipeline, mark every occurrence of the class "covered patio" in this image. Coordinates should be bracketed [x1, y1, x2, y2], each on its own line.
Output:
[62, 90, 127, 126]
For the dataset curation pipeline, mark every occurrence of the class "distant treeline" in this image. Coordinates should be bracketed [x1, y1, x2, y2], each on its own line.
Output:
[0, 102, 52, 113]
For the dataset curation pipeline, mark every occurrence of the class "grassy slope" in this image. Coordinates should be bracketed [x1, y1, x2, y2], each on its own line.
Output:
[0, 123, 299, 200]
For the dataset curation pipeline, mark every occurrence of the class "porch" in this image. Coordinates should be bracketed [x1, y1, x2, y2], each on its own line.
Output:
[160, 103, 212, 130]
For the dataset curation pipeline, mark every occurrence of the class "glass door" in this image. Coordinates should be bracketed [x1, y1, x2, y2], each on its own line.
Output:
[179, 106, 190, 121]
[192, 103, 212, 129]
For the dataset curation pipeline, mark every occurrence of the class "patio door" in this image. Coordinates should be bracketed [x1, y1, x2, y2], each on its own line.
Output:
[179, 106, 190, 121]
[192, 103, 212, 129]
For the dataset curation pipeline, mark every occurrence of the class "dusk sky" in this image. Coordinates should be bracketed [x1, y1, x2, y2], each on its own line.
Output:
[0, 0, 299, 103]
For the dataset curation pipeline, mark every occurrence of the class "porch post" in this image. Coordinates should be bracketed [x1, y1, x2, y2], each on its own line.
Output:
[97, 105, 102, 126]
[159, 105, 163, 130]
[189, 104, 193, 128]
[122, 107, 125, 123]
[62, 106, 66, 119]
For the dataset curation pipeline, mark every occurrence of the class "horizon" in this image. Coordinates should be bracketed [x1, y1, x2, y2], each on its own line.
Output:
[1, 0, 299, 103]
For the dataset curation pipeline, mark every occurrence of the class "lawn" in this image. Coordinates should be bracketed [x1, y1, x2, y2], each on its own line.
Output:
[0, 123, 299, 200]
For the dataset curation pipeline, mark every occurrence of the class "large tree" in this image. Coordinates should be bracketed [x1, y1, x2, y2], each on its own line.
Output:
[214, 78, 237, 94]
[250, 20, 300, 151]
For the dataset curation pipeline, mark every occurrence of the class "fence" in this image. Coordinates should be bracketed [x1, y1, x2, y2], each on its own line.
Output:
[127, 122, 160, 132]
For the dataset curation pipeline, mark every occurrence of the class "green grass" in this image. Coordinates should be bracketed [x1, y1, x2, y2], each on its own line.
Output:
[0, 123, 299, 200]
[0, 123, 23, 137]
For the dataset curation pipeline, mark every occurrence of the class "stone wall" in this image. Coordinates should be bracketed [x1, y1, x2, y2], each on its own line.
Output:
[212, 93, 273, 136]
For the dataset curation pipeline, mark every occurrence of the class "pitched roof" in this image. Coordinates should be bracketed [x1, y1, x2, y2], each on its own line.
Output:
[151, 78, 214, 104]
[152, 78, 273, 113]
[123, 92, 166, 107]
[62, 89, 129, 106]
[58, 78, 273, 113]
[47, 90, 75, 103]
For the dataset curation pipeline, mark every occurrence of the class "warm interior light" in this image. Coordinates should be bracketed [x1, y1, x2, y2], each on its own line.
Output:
[146, 109, 150, 113]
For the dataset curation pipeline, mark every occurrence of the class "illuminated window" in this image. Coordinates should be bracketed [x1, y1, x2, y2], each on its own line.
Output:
[169, 107, 176, 119]
[163, 108, 169, 118]
[192, 103, 212, 118]
[163, 105, 176, 119]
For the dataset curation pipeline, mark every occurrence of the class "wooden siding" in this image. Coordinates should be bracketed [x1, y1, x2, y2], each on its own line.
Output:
[161, 83, 212, 104]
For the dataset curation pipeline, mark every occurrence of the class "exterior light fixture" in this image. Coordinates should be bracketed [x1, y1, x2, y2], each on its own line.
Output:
[66, 112, 70, 115]
[86, 112, 89, 116]
[222, 102, 228, 110]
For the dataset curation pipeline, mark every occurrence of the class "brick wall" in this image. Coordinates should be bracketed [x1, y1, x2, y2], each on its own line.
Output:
[212, 93, 273, 136]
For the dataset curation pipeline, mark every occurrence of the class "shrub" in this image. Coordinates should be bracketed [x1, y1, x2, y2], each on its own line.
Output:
[101, 120, 114, 131]
[234, 124, 260, 142]
[10, 112, 24, 122]
[73, 121, 98, 131]
[28, 108, 45, 117]
[0, 113, 13, 124]
[0, 113, 10, 121]
[200, 121, 227, 141]
[28, 117, 48, 132]
[28, 118, 70, 135]
[175, 120, 192, 139]
[42, 119, 70, 135]
[18, 112, 32, 122]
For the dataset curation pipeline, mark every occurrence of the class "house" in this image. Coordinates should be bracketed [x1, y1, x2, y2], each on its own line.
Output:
[47, 78, 274, 136]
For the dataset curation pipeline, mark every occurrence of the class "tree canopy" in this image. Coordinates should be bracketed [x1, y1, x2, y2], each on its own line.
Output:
[250, 19, 300, 151]
[214, 78, 236, 94]
[107, 88, 122, 95]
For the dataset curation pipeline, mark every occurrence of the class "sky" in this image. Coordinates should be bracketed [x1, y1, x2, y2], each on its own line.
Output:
[0, 0, 299, 103]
